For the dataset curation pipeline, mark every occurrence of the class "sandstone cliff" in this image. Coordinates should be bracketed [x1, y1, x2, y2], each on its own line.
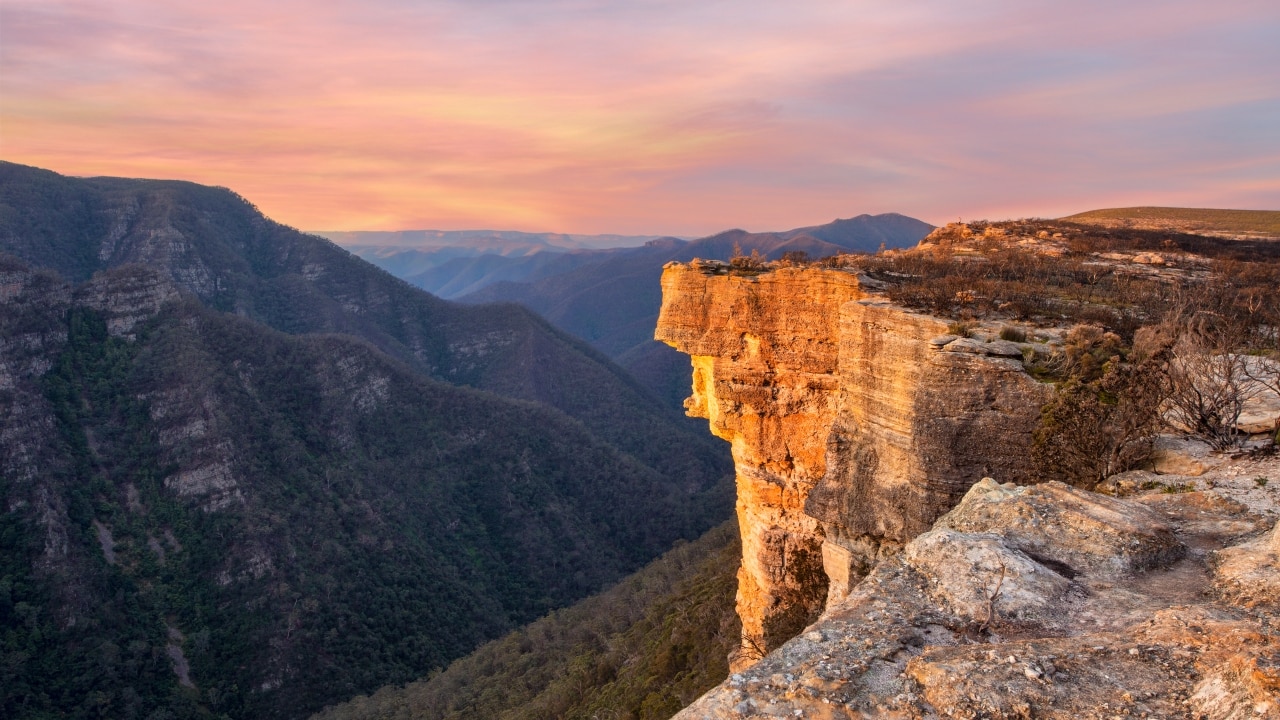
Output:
[657, 256, 1280, 717]
[655, 263, 1051, 665]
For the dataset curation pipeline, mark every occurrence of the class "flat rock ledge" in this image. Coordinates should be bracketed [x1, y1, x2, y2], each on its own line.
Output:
[675, 472, 1280, 719]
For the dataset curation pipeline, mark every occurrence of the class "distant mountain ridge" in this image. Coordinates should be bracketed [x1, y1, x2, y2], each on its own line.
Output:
[320, 230, 682, 303]
[680, 212, 937, 264]
[317, 228, 673, 251]
[450, 213, 935, 408]
[330, 214, 932, 304]
[399, 246, 627, 299]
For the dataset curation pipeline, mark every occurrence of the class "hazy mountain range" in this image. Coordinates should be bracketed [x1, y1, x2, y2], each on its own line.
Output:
[316, 229, 675, 283]
[328, 214, 935, 409]
[328, 214, 932, 301]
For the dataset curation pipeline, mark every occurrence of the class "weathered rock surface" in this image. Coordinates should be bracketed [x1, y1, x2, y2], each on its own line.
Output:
[656, 266, 862, 662]
[74, 265, 180, 338]
[1152, 436, 1223, 476]
[934, 478, 1184, 578]
[809, 301, 1051, 607]
[1213, 515, 1280, 610]
[674, 472, 1280, 719]
[656, 265, 1051, 664]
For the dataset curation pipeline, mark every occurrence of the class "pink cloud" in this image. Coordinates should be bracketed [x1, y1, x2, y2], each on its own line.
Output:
[2, 0, 1276, 234]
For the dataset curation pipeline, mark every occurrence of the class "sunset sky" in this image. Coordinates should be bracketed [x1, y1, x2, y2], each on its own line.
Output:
[2, 0, 1277, 235]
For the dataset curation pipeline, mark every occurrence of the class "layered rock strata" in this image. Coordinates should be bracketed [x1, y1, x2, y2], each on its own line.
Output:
[655, 264, 1050, 664]
[656, 266, 861, 661]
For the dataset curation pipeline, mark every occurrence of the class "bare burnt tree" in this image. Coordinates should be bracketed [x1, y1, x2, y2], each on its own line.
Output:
[1162, 307, 1257, 451]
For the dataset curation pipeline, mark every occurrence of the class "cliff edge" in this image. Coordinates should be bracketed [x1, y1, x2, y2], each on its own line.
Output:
[655, 263, 1050, 666]
[656, 256, 1280, 717]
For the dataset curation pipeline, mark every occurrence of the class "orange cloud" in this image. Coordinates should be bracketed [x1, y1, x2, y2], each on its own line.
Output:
[2, 0, 1277, 234]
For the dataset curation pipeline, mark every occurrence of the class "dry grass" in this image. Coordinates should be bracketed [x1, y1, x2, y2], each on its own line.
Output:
[1064, 207, 1280, 237]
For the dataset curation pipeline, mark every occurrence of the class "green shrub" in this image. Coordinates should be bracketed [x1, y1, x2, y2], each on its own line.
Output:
[1031, 352, 1169, 489]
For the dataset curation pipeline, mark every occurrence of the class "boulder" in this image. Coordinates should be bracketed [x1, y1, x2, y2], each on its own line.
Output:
[903, 529, 1071, 621]
[934, 478, 1184, 578]
[1151, 435, 1221, 476]
[1212, 519, 1280, 609]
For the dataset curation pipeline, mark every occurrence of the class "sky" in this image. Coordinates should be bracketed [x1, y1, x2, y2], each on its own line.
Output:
[1, 0, 1278, 235]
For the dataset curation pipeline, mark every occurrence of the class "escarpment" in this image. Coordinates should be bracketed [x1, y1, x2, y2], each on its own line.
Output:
[655, 263, 1051, 665]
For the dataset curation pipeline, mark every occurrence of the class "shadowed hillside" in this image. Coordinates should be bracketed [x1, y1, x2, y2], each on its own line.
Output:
[0, 160, 731, 488]
[0, 162, 733, 719]
[312, 521, 741, 720]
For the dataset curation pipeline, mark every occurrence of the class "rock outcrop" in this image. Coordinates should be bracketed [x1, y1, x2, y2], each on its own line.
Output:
[674, 472, 1280, 718]
[655, 264, 1051, 664]
[656, 266, 862, 660]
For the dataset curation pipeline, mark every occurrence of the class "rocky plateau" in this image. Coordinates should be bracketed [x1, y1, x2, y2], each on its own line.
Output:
[656, 241, 1280, 716]
[674, 463, 1280, 719]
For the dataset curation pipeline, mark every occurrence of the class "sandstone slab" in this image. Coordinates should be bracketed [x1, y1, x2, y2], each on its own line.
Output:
[674, 479, 1276, 719]
[1213, 519, 1280, 610]
[902, 528, 1071, 622]
[935, 478, 1184, 578]
[1152, 435, 1222, 476]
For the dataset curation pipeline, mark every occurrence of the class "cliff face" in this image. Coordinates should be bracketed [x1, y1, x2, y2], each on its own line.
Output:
[656, 266, 862, 661]
[811, 300, 1052, 604]
[655, 263, 1051, 664]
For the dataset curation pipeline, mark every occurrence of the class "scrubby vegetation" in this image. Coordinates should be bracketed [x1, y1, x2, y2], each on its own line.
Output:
[311, 521, 741, 720]
[847, 220, 1280, 339]
[1030, 327, 1170, 487]
[739, 219, 1280, 486]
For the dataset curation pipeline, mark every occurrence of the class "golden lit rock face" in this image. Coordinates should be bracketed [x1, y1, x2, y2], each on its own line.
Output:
[656, 263, 1051, 668]
[657, 265, 861, 666]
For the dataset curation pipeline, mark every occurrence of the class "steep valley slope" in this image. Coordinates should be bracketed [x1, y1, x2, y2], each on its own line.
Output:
[0, 162, 732, 719]
[312, 520, 743, 720]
